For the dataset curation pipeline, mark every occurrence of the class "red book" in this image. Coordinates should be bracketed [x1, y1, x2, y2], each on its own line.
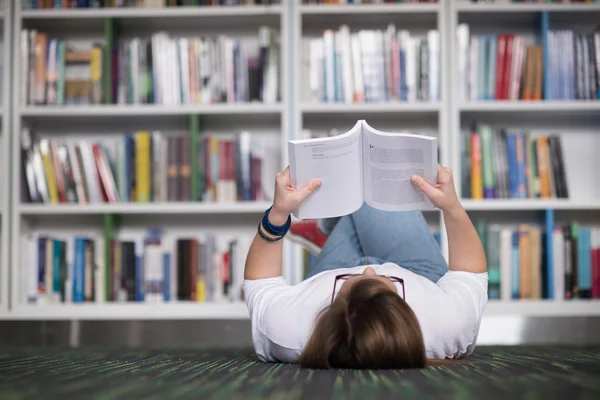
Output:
[49, 140, 68, 203]
[92, 143, 117, 203]
[592, 235, 600, 299]
[494, 35, 506, 100]
[502, 34, 515, 100]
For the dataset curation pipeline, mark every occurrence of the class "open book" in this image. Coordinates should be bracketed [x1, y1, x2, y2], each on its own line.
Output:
[288, 120, 438, 219]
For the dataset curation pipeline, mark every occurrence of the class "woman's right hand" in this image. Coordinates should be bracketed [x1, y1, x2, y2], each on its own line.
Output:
[411, 165, 462, 214]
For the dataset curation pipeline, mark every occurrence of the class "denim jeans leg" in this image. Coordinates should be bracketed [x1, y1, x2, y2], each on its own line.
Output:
[350, 203, 448, 283]
[305, 215, 363, 279]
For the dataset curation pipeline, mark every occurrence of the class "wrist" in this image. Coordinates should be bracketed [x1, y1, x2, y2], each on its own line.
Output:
[443, 202, 466, 220]
[268, 206, 290, 226]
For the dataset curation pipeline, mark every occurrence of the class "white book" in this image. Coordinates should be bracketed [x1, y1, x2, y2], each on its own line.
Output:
[500, 228, 512, 301]
[179, 38, 191, 104]
[456, 24, 470, 102]
[288, 120, 437, 220]
[144, 245, 165, 304]
[21, 30, 29, 105]
[553, 227, 565, 301]
[427, 30, 440, 102]
[350, 33, 364, 102]
[26, 235, 38, 304]
[323, 30, 336, 102]
[339, 25, 354, 104]
[308, 38, 321, 102]
[469, 36, 478, 101]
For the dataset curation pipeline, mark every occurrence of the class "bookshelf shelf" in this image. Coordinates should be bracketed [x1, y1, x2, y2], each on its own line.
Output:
[7, 303, 249, 320]
[484, 300, 600, 317]
[301, 102, 440, 115]
[299, 4, 440, 15]
[18, 202, 272, 216]
[21, 5, 283, 20]
[461, 199, 600, 211]
[459, 101, 600, 114]
[20, 104, 283, 118]
[456, 2, 600, 14]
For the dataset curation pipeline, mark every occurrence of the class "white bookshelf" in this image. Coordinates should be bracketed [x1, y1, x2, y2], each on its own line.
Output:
[0, 1, 10, 317]
[449, 0, 600, 321]
[2, 1, 599, 325]
[7, 1, 289, 319]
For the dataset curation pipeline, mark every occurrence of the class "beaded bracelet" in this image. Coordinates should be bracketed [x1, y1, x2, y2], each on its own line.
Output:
[262, 206, 291, 236]
[257, 207, 291, 242]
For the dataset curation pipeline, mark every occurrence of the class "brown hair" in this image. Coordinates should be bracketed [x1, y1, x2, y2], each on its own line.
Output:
[299, 278, 426, 369]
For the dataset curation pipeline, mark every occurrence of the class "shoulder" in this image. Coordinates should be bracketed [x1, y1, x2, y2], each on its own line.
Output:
[243, 276, 327, 362]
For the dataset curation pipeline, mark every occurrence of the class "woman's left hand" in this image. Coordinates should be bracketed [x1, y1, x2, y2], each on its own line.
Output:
[270, 166, 322, 225]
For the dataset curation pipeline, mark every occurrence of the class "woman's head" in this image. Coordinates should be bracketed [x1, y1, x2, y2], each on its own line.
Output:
[299, 269, 426, 369]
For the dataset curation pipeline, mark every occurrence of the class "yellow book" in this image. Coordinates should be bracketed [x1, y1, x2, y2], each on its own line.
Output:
[529, 226, 542, 299]
[39, 139, 59, 204]
[90, 45, 103, 104]
[470, 133, 483, 199]
[196, 278, 206, 303]
[135, 131, 151, 202]
[518, 224, 532, 299]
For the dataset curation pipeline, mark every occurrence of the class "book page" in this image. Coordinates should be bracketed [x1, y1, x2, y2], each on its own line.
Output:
[288, 121, 363, 219]
[361, 121, 437, 211]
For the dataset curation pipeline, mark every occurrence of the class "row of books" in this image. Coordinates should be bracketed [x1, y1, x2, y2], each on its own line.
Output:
[477, 220, 600, 301]
[301, 1, 436, 3]
[458, 22, 600, 102]
[457, 26, 544, 101]
[21, 27, 280, 106]
[22, 0, 279, 9]
[21, 130, 269, 204]
[545, 30, 600, 101]
[21, 229, 252, 305]
[469, 1, 599, 4]
[462, 125, 569, 200]
[304, 26, 440, 103]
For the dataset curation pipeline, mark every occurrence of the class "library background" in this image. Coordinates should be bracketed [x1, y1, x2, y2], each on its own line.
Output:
[0, 0, 598, 349]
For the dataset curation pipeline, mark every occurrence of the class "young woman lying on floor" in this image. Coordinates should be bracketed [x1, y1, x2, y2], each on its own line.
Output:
[243, 165, 488, 369]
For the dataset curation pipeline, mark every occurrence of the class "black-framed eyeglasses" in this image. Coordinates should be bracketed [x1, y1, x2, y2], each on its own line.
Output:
[331, 273, 406, 304]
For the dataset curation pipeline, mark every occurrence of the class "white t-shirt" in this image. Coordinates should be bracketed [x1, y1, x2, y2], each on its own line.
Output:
[243, 263, 488, 363]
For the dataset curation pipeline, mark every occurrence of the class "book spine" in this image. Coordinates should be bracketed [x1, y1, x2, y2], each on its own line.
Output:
[470, 132, 483, 200]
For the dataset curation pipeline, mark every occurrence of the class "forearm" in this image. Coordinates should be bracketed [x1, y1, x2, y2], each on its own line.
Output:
[244, 209, 288, 280]
[443, 205, 487, 273]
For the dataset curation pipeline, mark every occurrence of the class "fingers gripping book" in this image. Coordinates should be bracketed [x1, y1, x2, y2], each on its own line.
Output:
[288, 120, 438, 219]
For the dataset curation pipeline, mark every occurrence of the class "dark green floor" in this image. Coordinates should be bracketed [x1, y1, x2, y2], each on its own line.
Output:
[0, 346, 599, 400]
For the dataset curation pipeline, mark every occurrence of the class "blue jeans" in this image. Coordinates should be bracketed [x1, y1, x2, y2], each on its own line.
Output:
[305, 204, 448, 283]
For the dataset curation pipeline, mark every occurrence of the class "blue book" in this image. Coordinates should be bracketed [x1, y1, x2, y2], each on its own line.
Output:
[511, 232, 520, 299]
[37, 237, 47, 297]
[544, 209, 554, 299]
[73, 237, 86, 303]
[53, 240, 62, 300]
[135, 254, 144, 302]
[515, 132, 527, 198]
[488, 36, 497, 100]
[163, 253, 171, 302]
[506, 132, 519, 198]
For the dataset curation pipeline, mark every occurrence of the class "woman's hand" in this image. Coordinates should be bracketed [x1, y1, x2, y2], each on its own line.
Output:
[411, 165, 461, 214]
[270, 166, 322, 225]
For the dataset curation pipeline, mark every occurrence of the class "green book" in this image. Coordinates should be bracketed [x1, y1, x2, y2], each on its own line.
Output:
[487, 226, 501, 300]
[479, 124, 496, 198]
[57, 41, 66, 105]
